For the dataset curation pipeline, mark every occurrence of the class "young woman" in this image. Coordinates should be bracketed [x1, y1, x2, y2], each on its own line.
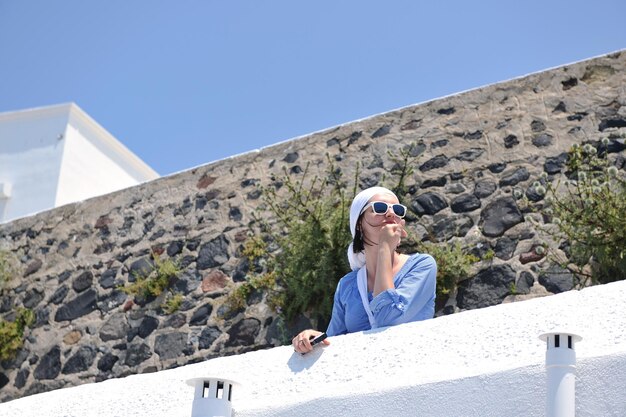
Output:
[292, 186, 437, 354]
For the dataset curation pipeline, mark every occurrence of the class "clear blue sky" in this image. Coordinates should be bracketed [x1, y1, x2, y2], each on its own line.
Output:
[1, 1, 624, 176]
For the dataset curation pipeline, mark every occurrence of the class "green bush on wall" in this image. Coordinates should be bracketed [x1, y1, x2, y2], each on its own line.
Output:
[0, 308, 35, 361]
[418, 241, 479, 299]
[226, 236, 281, 312]
[238, 161, 355, 329]
[273, 181, 352, 326]
[120, 252, 183, 313]
[531, 139, 626, 285]
[0, 250, 18, 292]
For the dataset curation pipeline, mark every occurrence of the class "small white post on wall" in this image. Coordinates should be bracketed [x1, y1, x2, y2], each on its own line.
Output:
[539, 332, 582, 417]
[0, 182, 12, 199]
[187, 377, 239, 417]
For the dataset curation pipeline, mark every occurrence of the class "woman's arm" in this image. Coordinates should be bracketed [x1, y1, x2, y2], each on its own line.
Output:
[373, 223, 408, 296]
[292, 279, 346, 353]
[326, 279, 348, 336]
[370, 254, 437, 328]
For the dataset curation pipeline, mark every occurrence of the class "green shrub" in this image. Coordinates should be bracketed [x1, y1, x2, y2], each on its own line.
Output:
[121, 252, 183, 312]
[275, 194, 352, 325]
[122, 253, 180, 298]
[482, 249, 495, 262]
[227, 271, 280, 311]
[533, 140, 626, 285]
[226, 235, 283, 312]
[0, 250, 17, 292]
[384, 142, 423, 199]
[418, 241, 479, 298]
[252, 161, 354, 327]
[162, 293, 184, 314]
[0, 308, 35, 361]
[241, 235, 268, 265]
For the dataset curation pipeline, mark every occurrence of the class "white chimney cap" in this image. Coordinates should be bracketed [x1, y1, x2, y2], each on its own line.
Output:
[186, 377, 240, 388]
[539, 332, 583, 343]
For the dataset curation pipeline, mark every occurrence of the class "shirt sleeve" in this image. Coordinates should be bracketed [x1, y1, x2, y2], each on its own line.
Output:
[369, 254, 437, 328]
[326, 279, 348, 337]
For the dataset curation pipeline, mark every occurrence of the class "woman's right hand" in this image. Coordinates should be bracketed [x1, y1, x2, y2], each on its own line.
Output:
[378, 220, 407, 250]
[292, 329, 329, 354]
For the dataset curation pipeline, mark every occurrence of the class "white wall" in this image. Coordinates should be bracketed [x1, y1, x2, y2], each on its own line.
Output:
[0, 106, 68, 223]
[1, 280, 625, 417]
[0, 104, 159, 223]
[55, 115, 149, 207]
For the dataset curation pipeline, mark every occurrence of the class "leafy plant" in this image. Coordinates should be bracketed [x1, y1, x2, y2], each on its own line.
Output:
[0, 308, 35, 361]
[533, 140, 626, 285]
[482, 249, 495, 262]
[417, 241, 479, 298]
[0, 250, 17, 292]
[227, 271, 280, 312]
[225, 235, 280, 311]
[256, 161, 355, 328]
[241, 235, 268, 266]
[162, 293, 184, 314]
[384, 142, 423, 200]
[121, 252, 182, 311]
[274, 195, 352, 326]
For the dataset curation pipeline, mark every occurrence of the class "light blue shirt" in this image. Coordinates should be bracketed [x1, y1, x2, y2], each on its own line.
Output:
[326, 253, 437, 336]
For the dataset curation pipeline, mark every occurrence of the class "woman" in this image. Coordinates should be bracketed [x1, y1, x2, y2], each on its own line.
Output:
[292, 186, 437, 354]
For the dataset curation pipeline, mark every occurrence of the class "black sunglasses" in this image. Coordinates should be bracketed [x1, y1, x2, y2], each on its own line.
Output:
[360, 201, 407, 218]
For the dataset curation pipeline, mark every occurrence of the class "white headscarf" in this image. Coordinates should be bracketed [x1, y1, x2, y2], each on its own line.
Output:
[347, 186, 398, 270]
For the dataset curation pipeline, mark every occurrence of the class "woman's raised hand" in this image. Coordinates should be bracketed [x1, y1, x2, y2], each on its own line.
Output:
[379, 220, 408, 249]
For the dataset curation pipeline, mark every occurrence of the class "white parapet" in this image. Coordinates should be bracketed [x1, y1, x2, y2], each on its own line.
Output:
[1, 280, 625, 417]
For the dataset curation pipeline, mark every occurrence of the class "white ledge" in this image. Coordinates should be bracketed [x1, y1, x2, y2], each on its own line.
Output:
[1, 280, 625, 416]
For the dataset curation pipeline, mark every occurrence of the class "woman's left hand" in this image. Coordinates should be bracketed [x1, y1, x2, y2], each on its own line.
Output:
[292, 329, 330, 354]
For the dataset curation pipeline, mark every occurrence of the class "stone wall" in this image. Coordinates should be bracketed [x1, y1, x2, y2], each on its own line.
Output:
[0, 50, 625, 402]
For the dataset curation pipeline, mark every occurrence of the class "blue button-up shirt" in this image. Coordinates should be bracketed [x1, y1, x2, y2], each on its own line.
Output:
[327, 253, 437, 336]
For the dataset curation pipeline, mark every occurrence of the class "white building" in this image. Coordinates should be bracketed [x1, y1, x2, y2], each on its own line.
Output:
[0, 103, 159, 223]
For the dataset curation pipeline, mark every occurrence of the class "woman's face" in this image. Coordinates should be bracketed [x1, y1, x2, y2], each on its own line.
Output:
[359, 193, 402, 242]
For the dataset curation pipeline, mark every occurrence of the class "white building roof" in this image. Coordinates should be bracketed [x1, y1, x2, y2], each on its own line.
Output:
[0, 103, 159, 223]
